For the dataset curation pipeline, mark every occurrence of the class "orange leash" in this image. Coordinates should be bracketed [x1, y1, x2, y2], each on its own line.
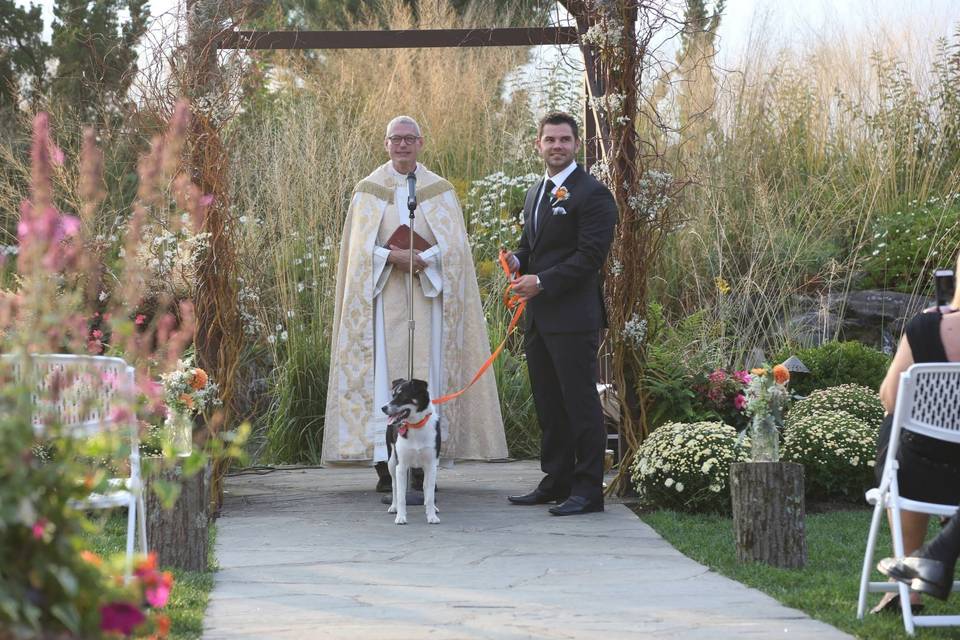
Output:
[432, 250, 526, 406]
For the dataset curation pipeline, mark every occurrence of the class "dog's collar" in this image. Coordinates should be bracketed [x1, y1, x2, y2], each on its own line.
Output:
[398, 413, 431, 437]
[405, 413, 431, 429]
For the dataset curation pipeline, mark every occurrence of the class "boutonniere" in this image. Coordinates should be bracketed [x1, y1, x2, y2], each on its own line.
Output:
[551, 186, 571, 204]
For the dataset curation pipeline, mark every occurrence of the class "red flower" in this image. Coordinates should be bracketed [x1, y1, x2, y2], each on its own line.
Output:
[135, 314, 147, 326]
[100, 601, 146, 635]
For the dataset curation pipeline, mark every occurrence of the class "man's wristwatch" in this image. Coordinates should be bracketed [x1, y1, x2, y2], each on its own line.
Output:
[535, 276, 544, 291]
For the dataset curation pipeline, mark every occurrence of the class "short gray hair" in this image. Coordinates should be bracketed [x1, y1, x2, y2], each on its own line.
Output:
[385, 115, 422, 138]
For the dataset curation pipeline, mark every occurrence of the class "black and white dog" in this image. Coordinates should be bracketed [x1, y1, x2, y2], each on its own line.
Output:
[381, 379, 440, 525]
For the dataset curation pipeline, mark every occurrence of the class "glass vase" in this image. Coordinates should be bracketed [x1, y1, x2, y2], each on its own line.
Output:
[166, 410, 193, 456]
[750, 413, 779, 462]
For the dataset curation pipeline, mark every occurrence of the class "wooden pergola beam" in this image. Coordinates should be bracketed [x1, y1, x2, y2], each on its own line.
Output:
[216, 27, 579, 50]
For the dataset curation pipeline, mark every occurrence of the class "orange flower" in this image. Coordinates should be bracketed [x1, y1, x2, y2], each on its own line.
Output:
[80, 550, 102, 567]
[179, 393, 194, 409]
[190, 368, 208, 390]
[751, 367, 767, 376]
[136, 552, 158, 573]
[155, 614, 171, 637]
[773, 364, 790, 385]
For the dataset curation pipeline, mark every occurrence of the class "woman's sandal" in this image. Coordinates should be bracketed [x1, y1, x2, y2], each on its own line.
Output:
[869, 593, 925, 615]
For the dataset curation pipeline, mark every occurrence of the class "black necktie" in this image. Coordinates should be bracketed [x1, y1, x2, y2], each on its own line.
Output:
[534, 179, 554, 236]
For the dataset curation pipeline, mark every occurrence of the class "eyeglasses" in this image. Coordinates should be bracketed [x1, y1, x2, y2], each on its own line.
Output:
[386, 135, 420, 145]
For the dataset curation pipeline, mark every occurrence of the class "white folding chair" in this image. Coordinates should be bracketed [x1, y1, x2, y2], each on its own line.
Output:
[857, 362, 960, 634]
[3, 354, 147, 578]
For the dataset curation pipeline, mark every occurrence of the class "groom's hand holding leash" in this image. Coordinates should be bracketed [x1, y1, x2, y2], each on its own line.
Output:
[501, 249, 541, 301]
[510, 275, 541, 301]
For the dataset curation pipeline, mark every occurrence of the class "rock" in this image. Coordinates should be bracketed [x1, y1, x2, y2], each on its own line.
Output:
[782, 290, 931, 350]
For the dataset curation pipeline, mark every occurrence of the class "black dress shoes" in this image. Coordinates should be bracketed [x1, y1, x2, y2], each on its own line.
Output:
[380, 491, 424, 506]
[507, 488, 568, 505]
[548, 495, 604, 516]
[878, 556, 955, 601]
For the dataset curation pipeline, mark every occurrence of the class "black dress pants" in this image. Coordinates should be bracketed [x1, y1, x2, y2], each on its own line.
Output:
[524, 323, 605, 501]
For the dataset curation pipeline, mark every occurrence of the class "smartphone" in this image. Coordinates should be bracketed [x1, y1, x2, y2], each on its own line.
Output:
[935, 269, 956, 308]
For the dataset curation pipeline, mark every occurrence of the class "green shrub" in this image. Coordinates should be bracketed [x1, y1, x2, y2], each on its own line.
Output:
[631, 421, 749, 513]
[773, 341, 890, 396]
[786, 383, 885, 429]
[782, 410, 879, 499]
[858, 196, 960, 293]
[639, 304, 728, 429]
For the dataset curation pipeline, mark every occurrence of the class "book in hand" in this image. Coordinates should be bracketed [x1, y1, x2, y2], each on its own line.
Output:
[386, 224, 432, 252]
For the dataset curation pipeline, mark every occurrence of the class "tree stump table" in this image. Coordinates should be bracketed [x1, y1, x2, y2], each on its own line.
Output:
[144, 459, 210, 572]
[730, 461, 806, 568]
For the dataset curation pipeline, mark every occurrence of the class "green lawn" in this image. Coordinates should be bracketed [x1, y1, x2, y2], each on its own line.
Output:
[86, 513, 216, 640]
[639, 507, 960, 639]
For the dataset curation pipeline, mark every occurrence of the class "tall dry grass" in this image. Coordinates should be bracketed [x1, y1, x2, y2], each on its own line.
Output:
[655, 24, 960, 365]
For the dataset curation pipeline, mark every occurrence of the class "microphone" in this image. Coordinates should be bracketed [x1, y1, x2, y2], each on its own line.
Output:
[406, 171, 417, 212]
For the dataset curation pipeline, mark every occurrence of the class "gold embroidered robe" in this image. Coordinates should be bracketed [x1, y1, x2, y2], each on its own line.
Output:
[322, 162, 508, 462]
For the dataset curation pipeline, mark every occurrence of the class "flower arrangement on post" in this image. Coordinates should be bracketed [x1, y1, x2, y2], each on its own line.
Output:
[695, 368, 750, 430]
[159, 359, 221, 454]
[743, 364, 791, 462]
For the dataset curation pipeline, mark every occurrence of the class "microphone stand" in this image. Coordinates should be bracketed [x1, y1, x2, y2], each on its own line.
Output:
[406, 171, 417, 382]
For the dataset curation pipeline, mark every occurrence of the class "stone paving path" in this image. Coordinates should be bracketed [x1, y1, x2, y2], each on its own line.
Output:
[203, 461, 852, 639]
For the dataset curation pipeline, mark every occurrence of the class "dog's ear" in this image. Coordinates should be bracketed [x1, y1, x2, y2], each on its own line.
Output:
[411, 379, 429, 393]
[390, 378, 406, 392]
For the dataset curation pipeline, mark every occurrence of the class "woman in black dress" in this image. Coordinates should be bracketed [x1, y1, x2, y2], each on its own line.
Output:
[871, 258, 960, 613]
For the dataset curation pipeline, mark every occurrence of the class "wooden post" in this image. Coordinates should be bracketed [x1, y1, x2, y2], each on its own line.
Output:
[145, 460, 210, 572]
[730, 462, 806, 568]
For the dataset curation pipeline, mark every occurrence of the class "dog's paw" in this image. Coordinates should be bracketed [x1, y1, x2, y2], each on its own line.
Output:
[394, 514, 407, 525]
[386, 503, 397, 513]
[427, 512, 440, 525]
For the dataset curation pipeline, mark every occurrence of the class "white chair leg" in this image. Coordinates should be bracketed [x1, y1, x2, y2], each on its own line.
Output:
[899, 580, 916, 636]
[889, 500, 916, 635]
[858, 500, 886, 618]
[124, 496, 137, 580]
[137, 493, 148, 554]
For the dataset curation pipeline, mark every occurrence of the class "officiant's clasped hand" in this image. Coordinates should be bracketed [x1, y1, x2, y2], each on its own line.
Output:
[387, 244, 428, 274]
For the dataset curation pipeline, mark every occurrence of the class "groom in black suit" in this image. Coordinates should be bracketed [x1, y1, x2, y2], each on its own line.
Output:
[503, 112, 618, 516]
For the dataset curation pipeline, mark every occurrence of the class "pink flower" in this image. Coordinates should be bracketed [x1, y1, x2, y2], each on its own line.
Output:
[200, 194, 215, 207]
[707, 369, 727, 384]
[91, 329, 103, 339]
[144, 572, 173, 608]
[109, 406, 133, 424]
[31, 518, 48, 540]
[61, 215, 81, 237]
[733, 393, 747, 411]
[100, 601, 146, 635]
[49, 143, 64, 166]
[134, 314, 146, 326]
[733, 370, 750, 384]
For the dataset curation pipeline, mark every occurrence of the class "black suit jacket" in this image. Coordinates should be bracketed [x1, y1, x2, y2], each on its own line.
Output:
[514, 164, 618, 333]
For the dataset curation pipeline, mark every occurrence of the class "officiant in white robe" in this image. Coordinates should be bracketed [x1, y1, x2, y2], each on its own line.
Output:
[322, 116, 508, 476]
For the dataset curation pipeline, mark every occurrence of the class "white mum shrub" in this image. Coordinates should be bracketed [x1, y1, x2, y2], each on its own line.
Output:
[782, 410, 879, 499]
[631, 421, 749, 513]
[786, 384, 884, 429]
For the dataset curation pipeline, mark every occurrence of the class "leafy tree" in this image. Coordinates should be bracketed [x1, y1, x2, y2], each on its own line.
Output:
[0, 0, 49, 111]
[49, 0, 149, 124]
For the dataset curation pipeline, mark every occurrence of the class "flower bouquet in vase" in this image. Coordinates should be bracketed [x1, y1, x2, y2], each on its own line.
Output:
[159, 360, 221, 455]
[743, 364, 791, 462]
